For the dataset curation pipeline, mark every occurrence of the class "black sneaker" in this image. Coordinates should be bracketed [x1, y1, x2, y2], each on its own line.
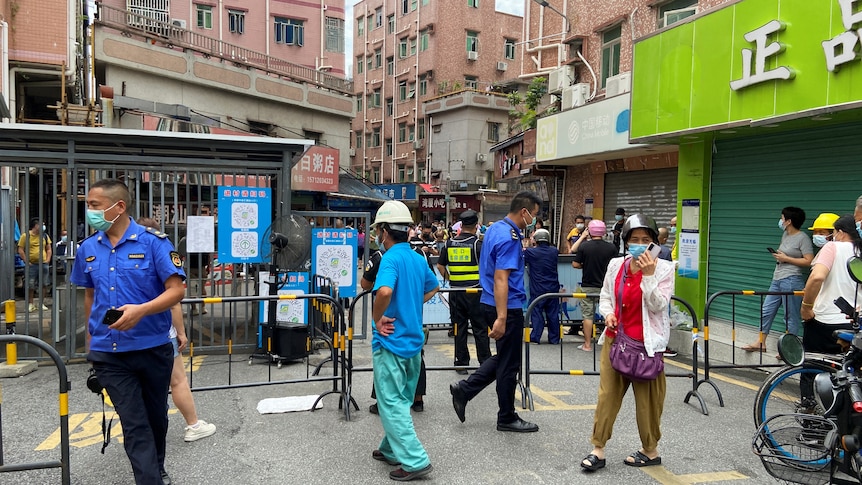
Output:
[369, 403, 379, 414]
[411, 401, 424, 412]
[664, 347, 678, 358]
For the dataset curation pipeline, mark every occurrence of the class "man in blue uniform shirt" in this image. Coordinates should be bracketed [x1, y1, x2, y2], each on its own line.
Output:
[525, 228, 561, 344]
[449, 191, 542, 433]
[71, 179, 186, 485]
[369, 201, 439, 481]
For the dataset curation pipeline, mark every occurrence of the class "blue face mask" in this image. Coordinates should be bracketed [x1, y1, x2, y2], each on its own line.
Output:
[86, 201, 120, 232]
[615, 215, 623, 221]
[628, 244, 648, 258]
[813, 235, 829, 248]
[857, 221, 862, 239]
[669, 226, 677, 235]
[778, 219, 786, 231]
[523, 211, 537, 232]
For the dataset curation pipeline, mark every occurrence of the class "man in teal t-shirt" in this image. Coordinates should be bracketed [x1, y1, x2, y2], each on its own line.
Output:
[370, 201, 439, 481]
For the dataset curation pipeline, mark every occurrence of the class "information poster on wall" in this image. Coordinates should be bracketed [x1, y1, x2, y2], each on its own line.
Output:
[311, 228, 357, 297]
[258, 271, 309, 325]
[217, 187, 272, 263]
[678, 199, 700, 279]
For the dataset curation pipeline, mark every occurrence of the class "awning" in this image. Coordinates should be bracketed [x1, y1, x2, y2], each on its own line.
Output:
[489, 132, 525, 153]
[326, 173, 392, 203]
[419, 183, 439, 193]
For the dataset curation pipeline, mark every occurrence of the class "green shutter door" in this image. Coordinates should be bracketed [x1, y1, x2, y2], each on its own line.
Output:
[707, 122, 862, 328]
[604, 168, 678, 227]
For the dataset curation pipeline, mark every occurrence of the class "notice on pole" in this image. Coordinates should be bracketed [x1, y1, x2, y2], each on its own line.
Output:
[186, 216, 215, 253]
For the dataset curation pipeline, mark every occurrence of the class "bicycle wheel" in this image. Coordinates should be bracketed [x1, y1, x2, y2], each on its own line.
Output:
[754, 363, 834, 428]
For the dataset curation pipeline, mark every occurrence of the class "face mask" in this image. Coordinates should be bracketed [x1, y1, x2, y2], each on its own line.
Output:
[813, 235, 829, 248]
[41, 224, 46, 232]
[61, 235, 68, 243]
[523, 211, 537, 231]
[615, 215, 623, 221]
[857, 221, 862, 239]
[86, 201, 120, 232]
[670, 226, 677, 235]
[628, 244, 647, 258]
[778, 219, 786, 231]
[576, 223, 585, 230]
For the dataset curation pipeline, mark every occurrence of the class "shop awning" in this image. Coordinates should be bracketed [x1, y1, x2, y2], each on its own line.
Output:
[489, 133, 525, 153]
[326, 173, 392, 203]
[418, 183, 439, 193]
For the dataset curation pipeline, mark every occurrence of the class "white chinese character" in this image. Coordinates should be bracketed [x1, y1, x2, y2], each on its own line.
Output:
[324, 155, 335, 174]
[312, 153, 324, 173]
[300, 154, 311, 171]
[823, 31, 859, 72]
[729, 20, 794, 91]
[839, 0, 862, 30]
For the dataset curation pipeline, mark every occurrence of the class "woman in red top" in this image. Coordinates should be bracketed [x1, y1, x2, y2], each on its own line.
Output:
[580, 214, 675, 472]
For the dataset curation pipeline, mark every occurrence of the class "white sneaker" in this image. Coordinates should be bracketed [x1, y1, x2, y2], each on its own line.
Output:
[184, 420, 216, 442]
[28, 303, 37, 312]
[41, 304, 49, 311]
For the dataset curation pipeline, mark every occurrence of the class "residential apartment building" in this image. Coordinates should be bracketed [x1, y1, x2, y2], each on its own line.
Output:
[509, 0, 729, 244]
[350, 0, 522, 221]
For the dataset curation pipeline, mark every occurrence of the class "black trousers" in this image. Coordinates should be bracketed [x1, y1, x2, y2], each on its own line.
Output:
[450, 291, 491, 366]
[800, 318, 853, 400]
[91, 343, 173, 485]
[459, 305, 523, 424]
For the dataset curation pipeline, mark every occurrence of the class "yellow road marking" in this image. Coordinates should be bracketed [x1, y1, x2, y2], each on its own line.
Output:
[36, 405, 180, 450]
[642, 467, 748, 484]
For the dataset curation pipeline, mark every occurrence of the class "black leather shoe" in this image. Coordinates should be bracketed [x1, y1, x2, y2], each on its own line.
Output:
[160, 469, 172, 485]
[497, 417, 539, 433]
[450, 382, 467, 423]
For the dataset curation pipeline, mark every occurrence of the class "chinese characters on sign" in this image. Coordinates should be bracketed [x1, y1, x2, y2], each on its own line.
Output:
[823, 0, 862, 71]
[418, 195, 480, 212]
[730, 20, 794, 91]
[292, 146, 340, 192]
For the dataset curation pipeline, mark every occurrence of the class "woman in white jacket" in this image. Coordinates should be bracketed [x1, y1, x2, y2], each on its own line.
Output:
[581, 214, 675, 473]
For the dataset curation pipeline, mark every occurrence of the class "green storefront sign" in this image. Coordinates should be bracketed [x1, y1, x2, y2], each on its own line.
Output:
[631, 0, 862, 142]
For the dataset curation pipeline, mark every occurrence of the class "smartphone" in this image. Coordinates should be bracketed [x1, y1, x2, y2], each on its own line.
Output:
[102, 309, 124, 326]
[767, 247, 777, 254]
[834, 297, 857, 319]
[646, 242, 662, 259]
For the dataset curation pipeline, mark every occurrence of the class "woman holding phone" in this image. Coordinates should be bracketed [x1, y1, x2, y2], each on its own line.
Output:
[742, 207, 813, 353]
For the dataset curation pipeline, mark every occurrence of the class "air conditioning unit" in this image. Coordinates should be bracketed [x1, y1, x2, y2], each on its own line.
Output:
[349, 148, 356, 156]
[496, 61, 508, 71]
[426, 23, 435, 33]
[171, 19, 187, 29]
[475, 153, 486, 163]
[467, 51, 478, 61]
[475, 175, 488, 185]
[548, 65, 575, 94]
[561, 83, 589, 110]
[413, 140, 423, 150]
[605, 71, 632, 97]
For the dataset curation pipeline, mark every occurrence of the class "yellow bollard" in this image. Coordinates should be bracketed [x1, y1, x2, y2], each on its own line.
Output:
[4, 300, 17, 365]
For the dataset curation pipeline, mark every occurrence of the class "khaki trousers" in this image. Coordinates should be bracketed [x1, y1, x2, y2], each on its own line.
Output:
[591, 335, 666, 452]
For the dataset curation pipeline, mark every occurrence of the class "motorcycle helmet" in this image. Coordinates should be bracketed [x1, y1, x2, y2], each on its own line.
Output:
[621, 214, 659, 243]
[814, 372, 842, 416]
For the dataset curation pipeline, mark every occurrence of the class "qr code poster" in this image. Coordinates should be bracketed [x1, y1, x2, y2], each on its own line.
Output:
[217, 187, 272, 263]
[311, 229, 357, 297]
[258, 271, 308, 325]
[231, 231, 259, 259]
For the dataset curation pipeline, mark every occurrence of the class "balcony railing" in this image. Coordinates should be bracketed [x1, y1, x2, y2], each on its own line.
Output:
[95, 2, 353, 95]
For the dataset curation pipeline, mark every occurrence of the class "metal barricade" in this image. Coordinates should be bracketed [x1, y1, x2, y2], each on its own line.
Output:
[692, 290, 802, 409]
[0, 335, 71, 484]
[521, 293, 704, 414]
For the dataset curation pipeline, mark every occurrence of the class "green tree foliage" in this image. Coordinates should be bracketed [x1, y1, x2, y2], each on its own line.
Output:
[507, 77, 548, 131]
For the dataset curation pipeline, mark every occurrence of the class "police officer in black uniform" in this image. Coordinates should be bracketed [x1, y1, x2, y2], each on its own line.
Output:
[437, 210, 491, 374]
[71, 179, 186, 485]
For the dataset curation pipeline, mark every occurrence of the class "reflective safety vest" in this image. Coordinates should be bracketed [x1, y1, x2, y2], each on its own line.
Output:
[444, 234, 480, 287]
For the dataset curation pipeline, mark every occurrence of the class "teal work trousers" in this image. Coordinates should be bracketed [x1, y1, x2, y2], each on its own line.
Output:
[373, 347, 430, 472]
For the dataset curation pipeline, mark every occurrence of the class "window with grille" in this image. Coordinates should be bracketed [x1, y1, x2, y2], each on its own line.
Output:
[127, 0, 169, 32]
[325, 17, 344, 52]
[504, 38, 515, 59]
[196, 5, 212, 29]
[275, 17, 303, 45]
[229, 9, 245, 34]
[487, 122, 500, 142]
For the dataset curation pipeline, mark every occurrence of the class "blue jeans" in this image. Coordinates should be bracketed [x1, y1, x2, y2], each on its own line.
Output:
[373, 348, 430, 472]
[760, 274, 805, 336]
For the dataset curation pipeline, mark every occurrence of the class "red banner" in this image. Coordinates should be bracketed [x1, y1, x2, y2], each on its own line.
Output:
[418, 195, 480, 213]
[292, 146, 340, 192]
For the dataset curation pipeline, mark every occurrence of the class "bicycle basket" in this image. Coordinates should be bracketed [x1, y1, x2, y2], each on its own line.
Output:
[752, 413, 837, 485]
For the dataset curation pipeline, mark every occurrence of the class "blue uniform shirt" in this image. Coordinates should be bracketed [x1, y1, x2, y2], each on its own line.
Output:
[70, 218, 186, 353]
[372, 242, 439, 358]
[524, 244, 560, 296]
[479, 217, 526, 309]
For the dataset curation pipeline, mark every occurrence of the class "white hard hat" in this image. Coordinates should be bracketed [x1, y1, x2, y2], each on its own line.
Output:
[373, 200, 414, 231]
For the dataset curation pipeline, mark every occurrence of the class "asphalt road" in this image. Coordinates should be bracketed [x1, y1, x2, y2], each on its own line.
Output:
[1, 330, 780, 485]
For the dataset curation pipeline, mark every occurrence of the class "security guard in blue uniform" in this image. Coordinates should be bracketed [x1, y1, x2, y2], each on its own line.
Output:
[449, 192, 542, 433]
[71, 179, 186, 485]
[437, 210, 491, 373]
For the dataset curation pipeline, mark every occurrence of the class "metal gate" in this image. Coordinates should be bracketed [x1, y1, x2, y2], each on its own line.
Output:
[0, 124, 310, 361]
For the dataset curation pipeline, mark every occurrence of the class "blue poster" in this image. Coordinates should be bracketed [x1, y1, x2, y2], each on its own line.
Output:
[217, 186, 272, 263]
[311, 228, 358, 297]
[258, 271, 309, 326]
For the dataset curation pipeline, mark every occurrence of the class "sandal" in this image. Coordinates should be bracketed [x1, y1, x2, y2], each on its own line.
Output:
[580, 453, 606, 472]
[624, 450, 661, 467]
[741, 343, 766, 352]
[577, 344, 592, 352]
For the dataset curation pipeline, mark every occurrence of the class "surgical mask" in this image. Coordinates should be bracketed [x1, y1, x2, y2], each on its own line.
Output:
[86, 201, 120, 232]
[778, 219, 786, 231]
[41, 224, 46, 232]
[576, 223, 585, 230]
[61, 235, 68, 243]
[615, 215, 623, 221]
[857, 221, 862, 239]
[813, 235, 829, 248]
[669, 226, 677, 235]
[628, 244, 647, 258]
[523, 211, 537, 231]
